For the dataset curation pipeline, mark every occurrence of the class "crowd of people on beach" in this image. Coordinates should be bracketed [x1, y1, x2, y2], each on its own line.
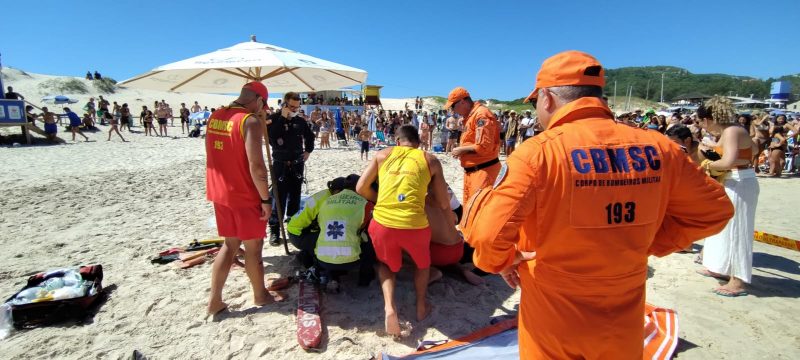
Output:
[201, 50, 800, 359]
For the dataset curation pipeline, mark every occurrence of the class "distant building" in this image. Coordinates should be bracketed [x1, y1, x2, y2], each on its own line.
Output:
[788, 100, 800, 112]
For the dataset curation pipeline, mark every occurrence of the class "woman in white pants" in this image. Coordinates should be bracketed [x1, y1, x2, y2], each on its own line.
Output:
[696, 97, 759, 297]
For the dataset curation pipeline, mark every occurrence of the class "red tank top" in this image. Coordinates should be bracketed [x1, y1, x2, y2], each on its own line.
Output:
[206, 106, 260, 207]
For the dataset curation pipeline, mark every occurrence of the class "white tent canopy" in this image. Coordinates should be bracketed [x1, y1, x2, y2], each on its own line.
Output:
[120, 36, 367, 94]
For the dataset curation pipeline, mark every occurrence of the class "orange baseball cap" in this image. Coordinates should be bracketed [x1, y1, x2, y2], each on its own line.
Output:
[243, 81, 268, 100]
[523, 50, 604, 103]
[444, 87, 471, 109]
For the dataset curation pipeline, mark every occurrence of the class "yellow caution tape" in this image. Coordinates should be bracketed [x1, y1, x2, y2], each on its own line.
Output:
[753, 231, 800, 252]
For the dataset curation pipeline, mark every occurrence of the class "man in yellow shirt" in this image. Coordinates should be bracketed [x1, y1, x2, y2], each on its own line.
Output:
[356, 125, 450, 337]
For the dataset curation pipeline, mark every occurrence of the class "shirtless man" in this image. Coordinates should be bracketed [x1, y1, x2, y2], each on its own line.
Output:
[40, 107, 59, 142]
[156, 102, 170, 136]
[191, 101, 202, 113]
[445, 112, 459, 153]
[179, 103, 191, 134]
[356, 125, 450, 337]
[358, 123, 372, 161]
[426, 189, 484, 286]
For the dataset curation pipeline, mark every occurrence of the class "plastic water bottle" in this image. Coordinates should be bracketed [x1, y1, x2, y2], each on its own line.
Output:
[42, 278, 65, 291]
[61, 270, 82, 287]
[0, 303, 12, 340]
[12, 287, 43, 305]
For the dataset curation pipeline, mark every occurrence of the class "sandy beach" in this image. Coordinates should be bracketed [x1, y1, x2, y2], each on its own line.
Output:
[0, 71, 799, 359]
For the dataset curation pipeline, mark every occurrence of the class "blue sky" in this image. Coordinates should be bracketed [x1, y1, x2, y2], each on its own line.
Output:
[1, 0, 798, 100]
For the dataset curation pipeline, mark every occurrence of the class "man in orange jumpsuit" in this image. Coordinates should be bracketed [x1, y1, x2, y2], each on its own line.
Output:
[445, 87, 501, 203]
[460, 51, 734, 359]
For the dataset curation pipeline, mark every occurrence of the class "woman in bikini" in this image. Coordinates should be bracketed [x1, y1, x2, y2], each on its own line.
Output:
[318, 112, 331, 149]
[750, 113, 770, 172]
[106, 110, 127, 142]
[696, 97, 759, 297]
[767, 126, 787, 177]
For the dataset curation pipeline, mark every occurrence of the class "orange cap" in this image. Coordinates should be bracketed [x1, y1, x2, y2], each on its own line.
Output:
[444, 87, 471, 109]
[523, 50, 604, 103]
[243, 81, 268, 100]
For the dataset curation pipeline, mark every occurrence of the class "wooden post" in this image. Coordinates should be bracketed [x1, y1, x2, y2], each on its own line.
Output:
[261, 116, 290, 255]
[250, 70, 290, 255]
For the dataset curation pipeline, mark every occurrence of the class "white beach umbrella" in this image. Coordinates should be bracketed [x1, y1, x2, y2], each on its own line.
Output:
[119, 36, 367, 94]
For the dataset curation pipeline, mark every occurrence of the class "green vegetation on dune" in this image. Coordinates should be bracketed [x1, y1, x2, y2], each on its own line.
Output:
[38, 78, 89, 95]
[93, 77, 117, 94]
[604, 66, 777, 102]
[421, 67, 799, 108]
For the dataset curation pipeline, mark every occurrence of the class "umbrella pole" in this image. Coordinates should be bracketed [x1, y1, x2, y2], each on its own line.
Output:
[260, 117, 291, 255]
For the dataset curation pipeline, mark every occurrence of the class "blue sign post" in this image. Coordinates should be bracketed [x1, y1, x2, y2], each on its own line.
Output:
[0, 99, 26, 124]
[0, 52, 5, 99]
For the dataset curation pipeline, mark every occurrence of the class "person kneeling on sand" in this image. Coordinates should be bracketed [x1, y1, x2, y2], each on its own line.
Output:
[205, 82, 282, 315]
[289, 175, 376, 293]
[425, 190, 484, 286]
[356, 125, 450, 337]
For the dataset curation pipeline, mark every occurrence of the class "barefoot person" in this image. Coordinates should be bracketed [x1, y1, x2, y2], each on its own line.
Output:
[119, 103, 132, 132]
[206, 81, 278, 315]
[106, 111, 127, 142]
[697, 96, 760, 297]
[356, 125, 450, 337]
[40, 107, 59, 142]
[63, 107, 89, 142]
[156, 102, 170, 137]
[179, 103, 191, 134]
[425, 191, 483, 286]
[141, 106, 155, 136]
[461, 51, 734, 359]
[358, 124, 372, 161]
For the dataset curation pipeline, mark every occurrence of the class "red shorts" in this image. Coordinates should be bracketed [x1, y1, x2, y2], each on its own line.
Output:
[430, 241, 464, 267]
[213, 202, 266, 240]
[368, 221, 430, 272]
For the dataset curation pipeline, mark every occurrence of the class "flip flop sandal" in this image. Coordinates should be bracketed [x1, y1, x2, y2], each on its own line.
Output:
[713, 289, 748, 297]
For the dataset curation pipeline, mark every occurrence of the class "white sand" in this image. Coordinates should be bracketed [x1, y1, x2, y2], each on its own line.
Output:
[0, 70, 798, 359]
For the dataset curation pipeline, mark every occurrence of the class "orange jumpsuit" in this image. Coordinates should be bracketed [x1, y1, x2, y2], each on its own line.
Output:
[460, 97, 733, 359]
[459, 102, 500, 203]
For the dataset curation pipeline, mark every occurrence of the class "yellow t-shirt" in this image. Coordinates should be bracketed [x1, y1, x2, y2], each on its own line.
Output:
[373, 146, 431, 229]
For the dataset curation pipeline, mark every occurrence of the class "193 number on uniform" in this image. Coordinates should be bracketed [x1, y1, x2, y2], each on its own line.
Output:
[605, 202, 635, 224]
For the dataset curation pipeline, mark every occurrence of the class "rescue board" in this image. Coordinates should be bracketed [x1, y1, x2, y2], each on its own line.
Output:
[296, 279, 322, 350]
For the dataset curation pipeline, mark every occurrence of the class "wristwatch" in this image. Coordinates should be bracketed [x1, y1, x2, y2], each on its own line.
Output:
[261, 197, 272, 205]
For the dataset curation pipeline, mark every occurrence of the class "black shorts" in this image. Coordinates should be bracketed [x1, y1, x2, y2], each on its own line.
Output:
[360, 141, 369, 153]
[181, 117, 188, 123]
[157, 118, 168, 125]
[448, 130, 460, 140]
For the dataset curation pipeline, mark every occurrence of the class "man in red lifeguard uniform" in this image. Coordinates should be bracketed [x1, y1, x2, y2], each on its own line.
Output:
[206, 82, 280, 315]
